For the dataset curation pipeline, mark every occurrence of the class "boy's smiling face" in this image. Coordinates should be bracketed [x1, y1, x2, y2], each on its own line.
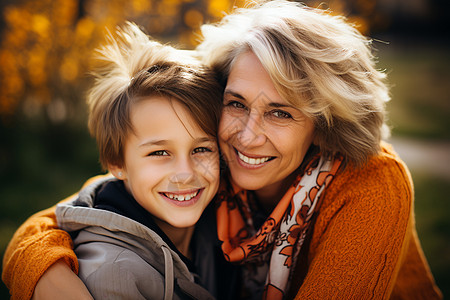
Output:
[109, 95, 220, 231]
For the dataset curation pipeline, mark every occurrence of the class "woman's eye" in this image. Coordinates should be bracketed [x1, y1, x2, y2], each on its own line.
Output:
[193, 147, 212, 154]
[227, 101, 246, 110]
[148, 150, 168, 156]
[271, 110, 292, 119]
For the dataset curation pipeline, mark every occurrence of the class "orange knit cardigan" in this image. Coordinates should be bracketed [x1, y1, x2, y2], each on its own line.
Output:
[2, 144, 442, 299]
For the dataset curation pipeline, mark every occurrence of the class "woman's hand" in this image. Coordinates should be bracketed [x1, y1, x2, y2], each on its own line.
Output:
[32, 259, 93, 300]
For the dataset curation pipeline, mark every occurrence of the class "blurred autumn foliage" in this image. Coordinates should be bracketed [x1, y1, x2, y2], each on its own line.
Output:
[0, 0, 388, 125]
[1, 1, 449, 298]
[0, 0, 234, 123]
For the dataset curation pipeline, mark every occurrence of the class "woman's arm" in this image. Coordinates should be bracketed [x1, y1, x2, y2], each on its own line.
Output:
[2, 203, 80, 300]
[2, 174, 110, 300]
[291, 151, 440, 299]
[32, 260, 92, 300]
[293, 184, 412, 299]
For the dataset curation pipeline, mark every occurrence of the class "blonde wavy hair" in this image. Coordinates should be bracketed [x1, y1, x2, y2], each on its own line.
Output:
[88, 22, 223, 169]
[197, 0, 390, 165]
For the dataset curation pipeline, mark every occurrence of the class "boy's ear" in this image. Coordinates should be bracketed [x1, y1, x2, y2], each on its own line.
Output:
[108, 164, 126, 180]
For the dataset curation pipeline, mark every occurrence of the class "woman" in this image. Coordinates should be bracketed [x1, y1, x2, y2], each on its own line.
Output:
[2, 1, 441, 299]
[195, 2, 441, 299]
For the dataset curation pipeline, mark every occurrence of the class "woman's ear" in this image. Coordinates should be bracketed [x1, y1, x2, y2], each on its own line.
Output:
[108, 164, 126, 180]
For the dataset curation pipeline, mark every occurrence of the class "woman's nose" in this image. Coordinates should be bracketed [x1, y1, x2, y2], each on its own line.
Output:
[237, 113, 266, 148]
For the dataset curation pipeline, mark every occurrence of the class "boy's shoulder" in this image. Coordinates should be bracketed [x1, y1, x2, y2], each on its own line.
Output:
[77, 239, 166, 299]
[76, 230, 214, 300]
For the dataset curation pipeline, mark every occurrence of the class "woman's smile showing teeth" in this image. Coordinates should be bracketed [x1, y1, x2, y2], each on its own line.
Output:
[236, 149, 273, 166]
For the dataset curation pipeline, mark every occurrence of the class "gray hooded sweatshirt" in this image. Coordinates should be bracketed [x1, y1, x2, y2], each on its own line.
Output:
[56, 176, 221, 300]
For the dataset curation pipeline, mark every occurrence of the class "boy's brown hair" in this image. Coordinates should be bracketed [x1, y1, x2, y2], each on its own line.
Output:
[87, 23, 223, 170]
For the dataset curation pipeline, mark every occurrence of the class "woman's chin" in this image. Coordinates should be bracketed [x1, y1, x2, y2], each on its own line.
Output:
[229, 171, 265, 191]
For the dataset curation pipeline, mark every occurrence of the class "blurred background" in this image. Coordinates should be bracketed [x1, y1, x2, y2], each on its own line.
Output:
[0, 0, 448, 298]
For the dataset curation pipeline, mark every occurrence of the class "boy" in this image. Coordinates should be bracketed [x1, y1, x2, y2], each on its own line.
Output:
[54, 23, 230, 299]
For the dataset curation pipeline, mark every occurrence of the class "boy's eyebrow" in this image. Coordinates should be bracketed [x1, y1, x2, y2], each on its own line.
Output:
[139, 137, 215, 148]
[139, 139, 169, 147]
[195, 137, 216, 143]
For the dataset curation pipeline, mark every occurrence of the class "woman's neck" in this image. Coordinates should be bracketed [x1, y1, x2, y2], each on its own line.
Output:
[153, 219, 195, 259]
[254, 172, 297, 213]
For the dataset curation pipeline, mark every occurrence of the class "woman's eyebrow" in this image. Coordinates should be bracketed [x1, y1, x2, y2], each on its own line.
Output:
[224, 89, 245, 100]
[268, 102, 303, 114]
[225, 89, 298, 110]
[268, 102, 291, 108]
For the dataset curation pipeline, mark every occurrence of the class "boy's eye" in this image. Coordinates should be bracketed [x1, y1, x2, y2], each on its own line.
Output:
[271, 110, 292, 119]
[148, 150, 168, 156]
[192, 147, 212, 154]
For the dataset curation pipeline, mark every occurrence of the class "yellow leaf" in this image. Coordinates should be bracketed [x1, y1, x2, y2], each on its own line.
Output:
[184, 9, 203, 29]
[208, 0, 231, 18]
[32, 14, 50, 37]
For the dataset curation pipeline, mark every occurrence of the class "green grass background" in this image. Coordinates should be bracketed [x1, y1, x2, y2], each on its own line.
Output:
[0, 38, 449, 298]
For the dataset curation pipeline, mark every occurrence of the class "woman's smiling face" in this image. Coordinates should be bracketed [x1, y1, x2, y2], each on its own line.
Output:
[218, 51, 315, 197]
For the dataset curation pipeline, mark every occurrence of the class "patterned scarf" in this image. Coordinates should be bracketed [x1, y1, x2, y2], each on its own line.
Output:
[216, 155, 342, 299]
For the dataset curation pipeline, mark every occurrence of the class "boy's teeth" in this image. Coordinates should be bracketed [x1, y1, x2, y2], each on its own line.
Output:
[238, 151, 270, 165]
[165, 191, 198, 201]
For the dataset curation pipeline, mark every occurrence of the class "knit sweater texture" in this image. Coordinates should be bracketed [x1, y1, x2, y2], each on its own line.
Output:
[2, 143, 442, 299]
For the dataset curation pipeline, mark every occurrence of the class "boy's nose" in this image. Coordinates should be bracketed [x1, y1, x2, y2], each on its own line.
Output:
[169, 157, 196, 185]
[169, 172, 195, 185]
